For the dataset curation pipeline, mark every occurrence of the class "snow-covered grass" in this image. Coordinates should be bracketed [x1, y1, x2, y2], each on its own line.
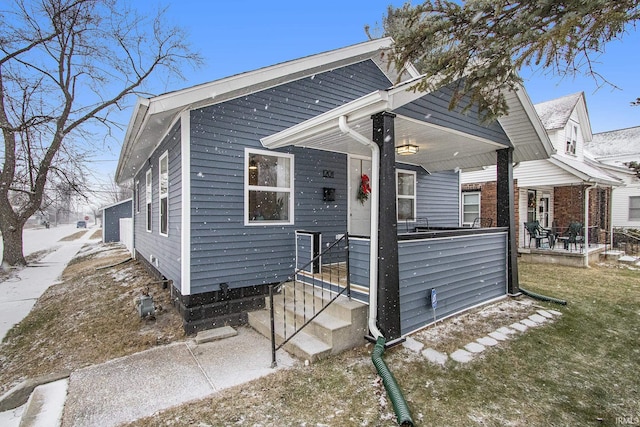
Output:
[126, 263, 640, 426]
[0, 242, 184, 395]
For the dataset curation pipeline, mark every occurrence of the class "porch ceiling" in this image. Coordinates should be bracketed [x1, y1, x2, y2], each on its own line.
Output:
[261, 82, 553, 172]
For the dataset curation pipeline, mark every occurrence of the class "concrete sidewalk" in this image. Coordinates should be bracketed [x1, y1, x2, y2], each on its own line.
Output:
[61, 326, 295, 427]
[0, 229, 96, 341]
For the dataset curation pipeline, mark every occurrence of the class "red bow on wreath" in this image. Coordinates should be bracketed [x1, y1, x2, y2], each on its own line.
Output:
[357, 174, 371, 204]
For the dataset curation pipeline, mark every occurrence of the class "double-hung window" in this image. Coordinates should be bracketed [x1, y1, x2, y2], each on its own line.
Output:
[462, 192, 480, 226]
[566, 124, 578, 155]
[145, 170, 152, 232]
[245, 148, 294, 225]
[396, 170, 416, 221]
[134, 180, 140, 214]
[159, 151, 169, 236]
[629, 196, 640, 221]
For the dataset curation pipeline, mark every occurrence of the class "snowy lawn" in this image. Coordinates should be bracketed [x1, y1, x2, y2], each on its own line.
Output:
[0, 242, 184, 395]
[124, 262, 640, 427]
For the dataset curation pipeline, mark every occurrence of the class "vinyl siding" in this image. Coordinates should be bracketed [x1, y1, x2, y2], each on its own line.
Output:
[396, 164, 460, 230]
[399, 232, 508, 335]
[189, 60, 391, 294]
[102, 200, 132, 243]
[133, 123, 182, 289]
[394, 83, 511, 147]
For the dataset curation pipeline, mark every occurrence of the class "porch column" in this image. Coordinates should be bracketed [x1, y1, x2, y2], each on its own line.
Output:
[497, 147, 519, 294]
[372, 111, 402, 341]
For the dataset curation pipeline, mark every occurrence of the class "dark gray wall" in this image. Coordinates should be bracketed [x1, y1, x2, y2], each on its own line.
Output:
[189, 60, 392, 294]
[397, 164, 460, 230]
[399, 232, 508, 335]
[102, 200, 132, 243]
[394, 83, 511, 147]
[133, 123, 182, 289]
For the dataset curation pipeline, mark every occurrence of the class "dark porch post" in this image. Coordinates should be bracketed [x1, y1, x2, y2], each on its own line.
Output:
[497, 147, 519, 294]
[372, 111, 402, 341]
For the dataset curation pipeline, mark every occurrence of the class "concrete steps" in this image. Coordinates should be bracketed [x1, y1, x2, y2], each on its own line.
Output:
[248, 282, 367, 362]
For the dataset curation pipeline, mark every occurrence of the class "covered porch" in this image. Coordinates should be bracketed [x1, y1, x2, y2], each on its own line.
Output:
[261, 78, 552, 341]
[517, 155, 620, 267]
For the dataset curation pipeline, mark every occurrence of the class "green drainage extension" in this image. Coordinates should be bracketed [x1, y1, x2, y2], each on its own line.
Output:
[520, 287, 567, 306]
[372, 337, 414, 427]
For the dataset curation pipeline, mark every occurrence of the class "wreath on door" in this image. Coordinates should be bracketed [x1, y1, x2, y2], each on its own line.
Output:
[357, 174, 371, 204]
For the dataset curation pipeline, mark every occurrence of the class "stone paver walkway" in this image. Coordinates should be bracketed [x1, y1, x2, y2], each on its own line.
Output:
[403, 308, 563, 365]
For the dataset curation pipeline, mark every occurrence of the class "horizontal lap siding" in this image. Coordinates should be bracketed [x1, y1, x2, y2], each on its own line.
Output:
[189, 60, 391, 294]
[103, 200, 132, 243]
[399, 232, 507, 335]
[348, 238, 370, 288]
[134, 123, 182, 289]
[396, 165, 460, 229]
[394, 84, 510, 146]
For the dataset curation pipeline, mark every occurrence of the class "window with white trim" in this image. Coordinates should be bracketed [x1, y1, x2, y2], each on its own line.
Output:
[159, 151, 169, 236]
[462, 192, 480, 226]
[566, 124, 578, 155]
[629, 196, 640, 220]
[135, 180, 140, 214]
[245, 149, 294, 225]
[396, 170, 416, 221]
[145, 169, 152, 232]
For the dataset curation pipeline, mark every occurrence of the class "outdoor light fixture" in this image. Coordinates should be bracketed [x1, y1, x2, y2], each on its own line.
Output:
[396, 143, 419, 155]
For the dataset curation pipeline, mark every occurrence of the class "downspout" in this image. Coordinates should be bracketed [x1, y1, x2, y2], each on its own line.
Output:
[339, 115, 414, 427]
[338, 115, 382, 340]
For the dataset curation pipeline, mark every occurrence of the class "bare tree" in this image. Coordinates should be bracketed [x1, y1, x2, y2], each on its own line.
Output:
[0, 0, 202, 267]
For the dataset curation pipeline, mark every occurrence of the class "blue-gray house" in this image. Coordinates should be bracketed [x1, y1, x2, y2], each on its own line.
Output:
[115, 38, 552, 342]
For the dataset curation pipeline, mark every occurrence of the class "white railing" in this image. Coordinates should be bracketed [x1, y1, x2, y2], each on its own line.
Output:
[119, 218, 133, 255]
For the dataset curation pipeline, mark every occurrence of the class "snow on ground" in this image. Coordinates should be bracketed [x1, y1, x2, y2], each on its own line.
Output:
[0, 223, 86, 260]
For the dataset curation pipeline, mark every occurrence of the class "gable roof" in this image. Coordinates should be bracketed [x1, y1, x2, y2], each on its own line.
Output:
[261, 77, 554, 172]
[534, 92, 583, 130]
[116, 37, 412, 183]
[548, 154, 621, 186]
[586, 126, 640, 157]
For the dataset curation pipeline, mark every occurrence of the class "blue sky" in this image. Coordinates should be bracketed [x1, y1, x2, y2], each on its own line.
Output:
[154, 0, 639, 134]
[94, 1, 640, 187]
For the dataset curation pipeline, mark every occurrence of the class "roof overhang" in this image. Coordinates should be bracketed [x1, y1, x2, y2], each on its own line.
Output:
[261, 80, 554, 173]
[115, 38, 403, 183]
[548, 155, 622, 186]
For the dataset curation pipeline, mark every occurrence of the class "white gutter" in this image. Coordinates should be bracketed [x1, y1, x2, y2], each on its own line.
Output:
[338, 115, 383, 340]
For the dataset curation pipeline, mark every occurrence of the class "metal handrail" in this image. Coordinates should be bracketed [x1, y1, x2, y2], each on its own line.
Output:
[270, 234, 350, 367]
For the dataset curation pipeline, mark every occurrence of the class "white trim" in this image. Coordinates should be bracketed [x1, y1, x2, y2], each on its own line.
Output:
[148, 38, 394, 115]
[396, 169, 417, 222]
[461, 191, 481, 226]
[158, 150, 169, 237]
[135, 180, 140, 213]
[244, 148, 295, 226]
[99, 198, 133, 211]
[180, 111, 191, 295]
[145, 169, 152, 233]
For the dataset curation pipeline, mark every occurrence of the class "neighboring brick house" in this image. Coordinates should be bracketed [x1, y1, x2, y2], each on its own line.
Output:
[461, 92, 620, 253]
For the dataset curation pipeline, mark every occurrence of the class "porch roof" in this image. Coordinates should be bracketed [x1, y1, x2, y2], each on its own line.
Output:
[261, 80, 553, 172]
[548, 154, 622, 186]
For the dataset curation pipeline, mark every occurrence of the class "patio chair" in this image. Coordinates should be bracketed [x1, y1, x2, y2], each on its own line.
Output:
[524, 221, 552, 249]
[566, 222, 584, 251]
[472, 217, 493, 228]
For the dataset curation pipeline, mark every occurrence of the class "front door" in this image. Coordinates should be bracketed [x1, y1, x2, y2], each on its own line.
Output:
[349, 157, 372, 236]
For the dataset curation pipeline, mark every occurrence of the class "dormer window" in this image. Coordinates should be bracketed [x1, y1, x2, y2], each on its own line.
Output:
[566, 124, 578, 155]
